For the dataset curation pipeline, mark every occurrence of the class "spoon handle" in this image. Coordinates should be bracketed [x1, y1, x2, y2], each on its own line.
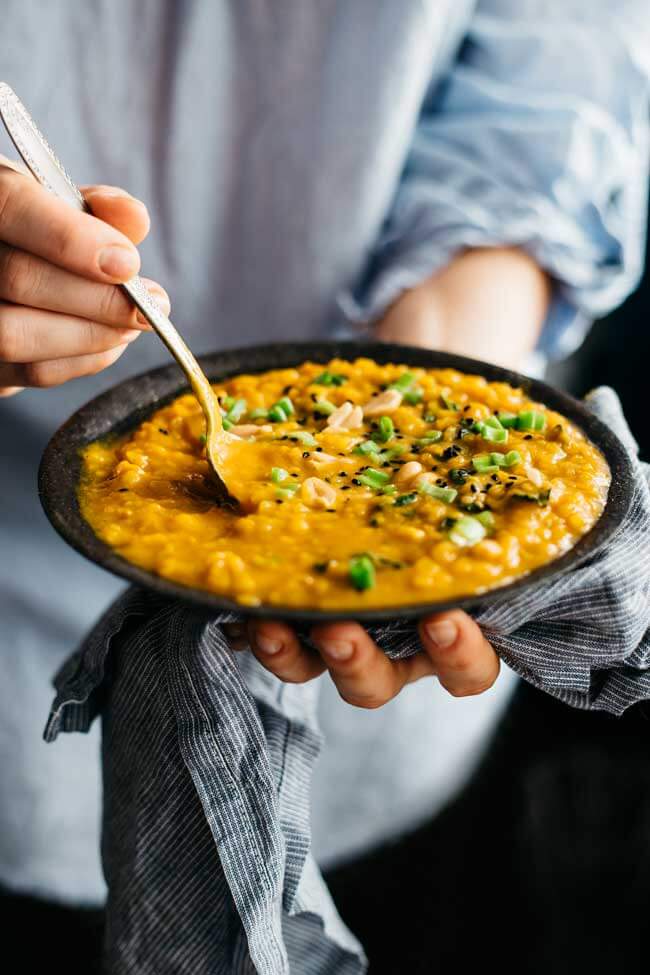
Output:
[0, 82, 222, 437]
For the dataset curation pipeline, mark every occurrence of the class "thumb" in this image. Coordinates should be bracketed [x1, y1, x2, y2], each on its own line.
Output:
[82, 185, 151, 245]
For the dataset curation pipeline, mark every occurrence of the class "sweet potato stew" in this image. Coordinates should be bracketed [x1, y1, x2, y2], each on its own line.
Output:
[79, 359, 610, 609]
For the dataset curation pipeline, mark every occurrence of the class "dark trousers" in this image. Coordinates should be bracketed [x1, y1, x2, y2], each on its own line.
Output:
[3, 679, 650, 974]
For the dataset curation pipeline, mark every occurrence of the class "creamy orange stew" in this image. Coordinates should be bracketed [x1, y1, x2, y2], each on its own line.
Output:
[79, 359, 610, 609]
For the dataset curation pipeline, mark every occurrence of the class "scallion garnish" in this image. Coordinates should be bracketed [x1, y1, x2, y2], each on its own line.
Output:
[271, 467, 289, 484]
[448, 516, 487, 547]
[403, 387, 424, 405]
[497, 411, 518, 428]
[288, 431, 317, 447]
[472, 454, 499, 474]
[389, 372, 417, 392]
[276, 484, 300, 500]
[476, 511, 496, 531]
[394, 491, 419, 507]
[248, 407, 269, 420]
[349, 554, 376, 591]
[225, 398, 247, 424]
[517, 410, 546, 432]
[356, 468, 391, 489]
[314, 371, 347, 387]
[490, 450, 521, 468]
[440, 393, 459, 411]
[419, 483, 457, 503]
[473, 418, 508, 444]
[417, 431, 443, 446]
[268, 404, 290, 422]
[313, 399, 335, 416]
[374, 416, 394, 443]
[353, 440, 381, 456]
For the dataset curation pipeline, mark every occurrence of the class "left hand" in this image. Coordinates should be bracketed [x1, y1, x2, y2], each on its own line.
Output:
[237, 247, 549, 708]
[235, 611, 500, 707]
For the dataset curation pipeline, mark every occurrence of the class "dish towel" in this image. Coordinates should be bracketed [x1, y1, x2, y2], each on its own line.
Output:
[45, 387, 650, 975]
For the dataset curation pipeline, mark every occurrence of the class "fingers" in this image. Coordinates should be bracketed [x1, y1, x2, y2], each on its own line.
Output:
[418, 609, 500, 698]
[246, 620, 326, 684]
[0, 245, 168, 330]
[0, 165, 142, 282]
[0, 342, 130, 391]
[310, 622, 436, 709]
[82, 185, 151, 245]
[0, 302, 144, 361]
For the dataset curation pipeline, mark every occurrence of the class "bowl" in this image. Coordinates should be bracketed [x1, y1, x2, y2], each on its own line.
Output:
[38, 341, 635, 623]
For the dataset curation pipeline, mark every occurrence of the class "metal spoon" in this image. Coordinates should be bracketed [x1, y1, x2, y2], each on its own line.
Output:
[0, 82, 238, 507]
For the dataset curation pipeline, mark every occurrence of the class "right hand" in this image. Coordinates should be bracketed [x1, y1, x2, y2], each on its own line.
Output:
[0, 156, 170, 396]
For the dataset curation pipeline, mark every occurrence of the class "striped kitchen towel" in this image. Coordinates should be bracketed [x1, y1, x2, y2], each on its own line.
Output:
[45, 387, 650, 974]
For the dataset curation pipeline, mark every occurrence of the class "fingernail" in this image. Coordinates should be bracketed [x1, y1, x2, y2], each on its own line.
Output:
[256, 635, 282, 655]
[98, 245, 139, 280]
[321, 640, 353, 661]
[124, 329, 141, 343]
[424, 621, 457, 648]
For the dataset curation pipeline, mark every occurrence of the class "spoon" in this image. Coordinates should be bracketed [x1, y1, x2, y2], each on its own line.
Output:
[0, 82, 238, 507]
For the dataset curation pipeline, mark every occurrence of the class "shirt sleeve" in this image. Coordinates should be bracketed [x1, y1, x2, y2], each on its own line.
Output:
[341, 0, 650, 360]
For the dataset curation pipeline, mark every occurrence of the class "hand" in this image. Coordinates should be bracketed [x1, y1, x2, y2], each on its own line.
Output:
[233, 612, 499, 706]
[0, 156, 169, 396]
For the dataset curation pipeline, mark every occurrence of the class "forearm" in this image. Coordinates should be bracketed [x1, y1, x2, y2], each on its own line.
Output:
[375, 247, 551, 370]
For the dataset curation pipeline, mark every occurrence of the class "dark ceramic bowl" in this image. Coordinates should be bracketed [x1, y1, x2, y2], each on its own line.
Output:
[39, 341, 634, 623]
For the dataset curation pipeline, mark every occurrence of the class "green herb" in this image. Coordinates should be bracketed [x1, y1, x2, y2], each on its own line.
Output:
[476, 511, 496, 531]
[268, 404, 289, 422]
[389, 372, 417, 392]
[472, 454, 499, 474]
[225, 398, 247, 424]
[417, 431, 443, 446]
[248, 407, 269, 420]
[490, 450, 521, 468]
[380, 484, 398, 495]
[419, 483, 458, 504]
[497, 411, 518, 428]
[314, 371, 347, 387]
[448, 516, 487, 547]
[394, 492, 419, 507]
[449, 467, 471, 484]
[353, 440, 381, 456]
[517, 410, 546, 432]
[377, 445, 406, 462]
[288, 430, 317, 447]
[198, 433, 207, 445]
[222, 395, 235, 410]
[271, 467, 289, 484]
[374, 416, 394, 443]
[276, 484, 300, 500]
[313, 399, 335, 416]
[439, 393, 459, 411]
[512, 487, 551, 505]
[403, 387, 424, 405]
[349, 554, 376, 591]
[222, 417, 233, 431]
[356, 468, 391, 489]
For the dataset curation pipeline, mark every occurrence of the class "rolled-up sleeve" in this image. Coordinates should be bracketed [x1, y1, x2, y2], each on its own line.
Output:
[343, 0, 650, 359]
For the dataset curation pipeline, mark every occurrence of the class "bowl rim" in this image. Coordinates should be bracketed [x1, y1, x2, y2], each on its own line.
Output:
[38, 340, 635, 623]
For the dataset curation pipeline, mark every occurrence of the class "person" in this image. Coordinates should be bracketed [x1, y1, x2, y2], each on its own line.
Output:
[0, 2, 648, 969]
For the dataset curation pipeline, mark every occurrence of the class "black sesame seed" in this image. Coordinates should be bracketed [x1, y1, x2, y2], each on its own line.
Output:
[118, 488, 129, 493]
[339, 471, 348, 477]
[491, 474, 500, 482]
[316, 446, 323, 452]
[302, 451, 310, 458]
[276, 499, 284, 504]
[290, 472, 299, 477]
[341, 485, 351, 491]
[524, 434, 533, 440]
[158, 427, 169, 435]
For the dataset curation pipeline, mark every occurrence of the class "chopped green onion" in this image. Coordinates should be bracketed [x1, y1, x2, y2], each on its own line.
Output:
[248, 407, 269, 420]
[476, 511, 496, 531]
[222, 395, 235, 410]
[482, 415, 504, 430]
[419, 483, 458, 503]
[222, 417, 233, 431]
[356, 468, 391, 489]
[389, 372, 417, 392]
[380, 484, 398, 495]
[313, 399, 335, 416]
[225, 398, 247, 423]
[394, 491, 419, 507]
[288, 430, 317, 447]
[276, 485, 300, 500]
[374, 416, 394, 443]
[472, 454, 499, 474]
[198, 433, 207, 445]
[473, 420, 508, 444]
[497, 411, 518, 428]
[449, 467, 471, 484]
[489, 450, 521, 468]
[440, 393, 459, 411]
[271, 467, 289, 484]
[417, 431, 443, 446]
[314, 371, 347, 387]
[275, 396, 294, 416]
[448, 516, 487, 547]
[353, 440, 381, 456]
[377, 445, 406, 462]
[517, 410, 546, 432]
[512, 487, 551, 506]
[268, 404, 289, 422]
[349, 554, 376, 591]
[403, 387, 424, 405]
